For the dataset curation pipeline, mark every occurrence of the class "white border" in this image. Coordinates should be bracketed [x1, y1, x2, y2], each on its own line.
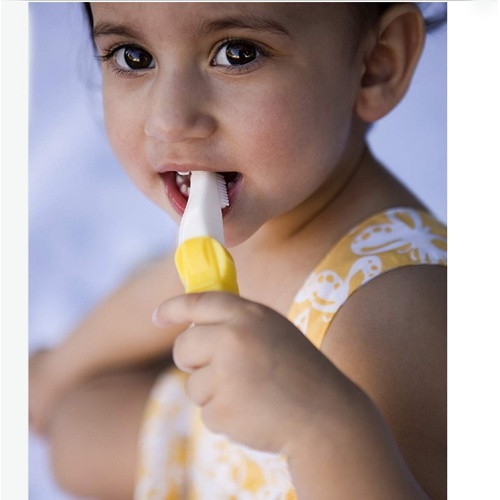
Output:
[1, 1, 29, 499]
[448, 1, 500, 498]
[2, 1, 500, 499]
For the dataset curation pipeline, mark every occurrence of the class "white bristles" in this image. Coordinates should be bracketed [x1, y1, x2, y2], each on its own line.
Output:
[216, 173, 230, 208]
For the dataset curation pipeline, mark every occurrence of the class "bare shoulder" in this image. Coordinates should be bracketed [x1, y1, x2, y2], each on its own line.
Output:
[323, 264, 447, 367]
[321, 264, 447, 498]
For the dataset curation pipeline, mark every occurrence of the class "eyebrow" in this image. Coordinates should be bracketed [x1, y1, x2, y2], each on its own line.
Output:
[92, 22, 145, 42]
[198, 15, 292, 38]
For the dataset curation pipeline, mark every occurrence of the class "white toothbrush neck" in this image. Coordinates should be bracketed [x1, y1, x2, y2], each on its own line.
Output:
[178, 171, 225, 245]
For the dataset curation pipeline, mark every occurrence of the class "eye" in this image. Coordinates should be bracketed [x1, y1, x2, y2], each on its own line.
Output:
[213, 40, 263, 67]
[114, 45, 155, 71]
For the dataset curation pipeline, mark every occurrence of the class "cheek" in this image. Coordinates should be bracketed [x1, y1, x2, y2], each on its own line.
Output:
[103, 92, 137, 163]
[102, 90, 150, 188]
[231, 79, 352, 183]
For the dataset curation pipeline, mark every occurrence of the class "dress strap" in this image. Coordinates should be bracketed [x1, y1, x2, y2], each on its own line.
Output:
[287, 207, 447, 348]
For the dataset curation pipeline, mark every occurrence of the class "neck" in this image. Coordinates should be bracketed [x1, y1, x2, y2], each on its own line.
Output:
[230, 138, 427, 311]
[238, 144, 425, 259]
[245, 142, 370, 251]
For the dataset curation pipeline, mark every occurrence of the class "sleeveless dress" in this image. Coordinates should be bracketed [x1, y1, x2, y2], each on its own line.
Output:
[134, 207, 447, 499]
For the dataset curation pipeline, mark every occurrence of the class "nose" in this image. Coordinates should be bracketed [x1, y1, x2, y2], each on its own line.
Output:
[144, 70, 216, 143]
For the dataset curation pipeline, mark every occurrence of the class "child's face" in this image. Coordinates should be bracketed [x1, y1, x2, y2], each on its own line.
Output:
[91, 3, 365, 247]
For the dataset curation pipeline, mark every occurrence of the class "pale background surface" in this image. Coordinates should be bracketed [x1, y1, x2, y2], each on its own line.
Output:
[28, 3, 446, 498]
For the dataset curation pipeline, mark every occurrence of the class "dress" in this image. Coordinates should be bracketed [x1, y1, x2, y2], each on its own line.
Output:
[134, 207, 447, 499]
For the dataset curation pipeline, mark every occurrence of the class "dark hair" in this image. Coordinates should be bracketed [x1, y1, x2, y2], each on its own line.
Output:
[348, 2, 446, 35]
[84, 2, 93, 30]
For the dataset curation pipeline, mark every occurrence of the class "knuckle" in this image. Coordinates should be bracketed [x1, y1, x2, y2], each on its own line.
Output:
[241, 300, 268, 321]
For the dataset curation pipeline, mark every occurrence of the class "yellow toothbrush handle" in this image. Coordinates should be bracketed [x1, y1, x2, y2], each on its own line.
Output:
[175, 237, 239, 295]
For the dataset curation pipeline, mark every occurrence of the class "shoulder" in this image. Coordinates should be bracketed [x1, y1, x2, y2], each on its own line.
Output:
[323, 264, 446, 362]
[321, 264, 447, 498]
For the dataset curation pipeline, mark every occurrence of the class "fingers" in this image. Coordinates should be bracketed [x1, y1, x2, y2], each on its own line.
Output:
[185, 365, 216, 407]
[152, 292, 241, 328]
[154, 292, 263, 420]
[173, 324, 220, 373]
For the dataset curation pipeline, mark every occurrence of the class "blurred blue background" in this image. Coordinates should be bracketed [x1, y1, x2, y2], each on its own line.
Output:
[28, 3, 446, 498]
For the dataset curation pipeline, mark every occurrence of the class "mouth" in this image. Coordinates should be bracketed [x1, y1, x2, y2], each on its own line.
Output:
[163, 170, 242, 216]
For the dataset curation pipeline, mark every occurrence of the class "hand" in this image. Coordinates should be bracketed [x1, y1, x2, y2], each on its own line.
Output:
[153, 292, 343, 455]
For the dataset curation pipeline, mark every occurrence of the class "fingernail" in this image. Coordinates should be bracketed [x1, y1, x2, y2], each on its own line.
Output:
[152, 307, 163, 326]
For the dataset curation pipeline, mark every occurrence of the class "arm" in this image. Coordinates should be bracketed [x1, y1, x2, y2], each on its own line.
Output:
[29, 253, 186, 434]
[287, 265, 446, 499]
[154, 265, 446, 499]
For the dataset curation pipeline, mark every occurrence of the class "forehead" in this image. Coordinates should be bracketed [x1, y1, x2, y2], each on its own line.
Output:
[90, 2, 347, 41]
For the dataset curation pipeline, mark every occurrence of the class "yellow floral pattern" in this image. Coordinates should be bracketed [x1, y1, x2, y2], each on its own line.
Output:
[135, 208, 447, 499]
[289, 208, 447, 347]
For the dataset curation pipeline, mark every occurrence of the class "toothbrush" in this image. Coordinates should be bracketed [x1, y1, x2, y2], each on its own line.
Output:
[174, 171, 239, 295]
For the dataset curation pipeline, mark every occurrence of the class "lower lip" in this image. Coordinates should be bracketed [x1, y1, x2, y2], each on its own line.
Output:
[162, 172, 241, 217]
[163, 172, 187, 216]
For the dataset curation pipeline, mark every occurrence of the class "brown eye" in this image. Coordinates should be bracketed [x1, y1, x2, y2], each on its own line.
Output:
[115, 46, 155, 70]
[214, 41, 260, 67]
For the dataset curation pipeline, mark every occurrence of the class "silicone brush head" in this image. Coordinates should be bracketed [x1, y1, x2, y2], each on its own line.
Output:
[175, 171, 229, 208]
[217, 173, 230, 208]
[177, 171, 228, 246]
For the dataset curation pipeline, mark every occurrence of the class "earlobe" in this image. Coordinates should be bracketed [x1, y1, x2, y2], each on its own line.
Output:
[355, 4, 426, 123]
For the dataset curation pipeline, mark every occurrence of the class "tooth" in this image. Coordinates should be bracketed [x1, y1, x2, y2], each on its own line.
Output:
[179, 183, 190, 197]
[177, 171, 190, 176]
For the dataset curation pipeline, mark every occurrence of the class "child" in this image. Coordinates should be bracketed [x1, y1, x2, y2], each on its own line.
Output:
[29, 3, 447, 499]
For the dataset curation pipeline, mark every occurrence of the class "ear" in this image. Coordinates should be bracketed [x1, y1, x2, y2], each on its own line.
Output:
[355, 4, 426, 123]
